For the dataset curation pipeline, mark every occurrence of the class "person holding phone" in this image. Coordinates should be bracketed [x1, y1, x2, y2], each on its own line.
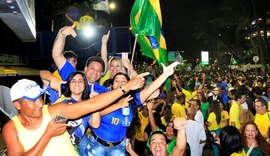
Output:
[2, 74, 146, 156]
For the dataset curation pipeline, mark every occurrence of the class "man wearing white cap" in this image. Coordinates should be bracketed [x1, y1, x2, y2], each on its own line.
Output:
[2, 76, 146, 156]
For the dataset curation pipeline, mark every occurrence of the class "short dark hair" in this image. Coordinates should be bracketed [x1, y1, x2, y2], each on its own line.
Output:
[85, 56, 105, 72]
[63, 50, 77, 60]
[150, 131, 168, 144]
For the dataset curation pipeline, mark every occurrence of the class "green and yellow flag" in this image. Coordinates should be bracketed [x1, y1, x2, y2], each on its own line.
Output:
[130, 0, 168, 66]
[130, 0, 171, 92]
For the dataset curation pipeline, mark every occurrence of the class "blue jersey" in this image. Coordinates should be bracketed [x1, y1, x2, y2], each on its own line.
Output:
[89, 92, 143, 142]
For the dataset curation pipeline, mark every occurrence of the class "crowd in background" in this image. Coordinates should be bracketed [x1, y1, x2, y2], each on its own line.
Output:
[1, 24, 270, 156]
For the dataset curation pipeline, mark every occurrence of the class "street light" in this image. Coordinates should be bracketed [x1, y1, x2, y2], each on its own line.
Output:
[109, 2, 116, 10]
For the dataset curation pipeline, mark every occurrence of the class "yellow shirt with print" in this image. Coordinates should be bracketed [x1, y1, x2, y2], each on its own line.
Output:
[229, 101, 241, 129]
[220, 110, 230, 128]
[207, 112, 220, 131]
[171, 102, 186, 118]
[254, 112, 270, 137]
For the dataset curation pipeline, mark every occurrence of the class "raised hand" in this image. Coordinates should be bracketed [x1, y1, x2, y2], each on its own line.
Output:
[59, 23, 77, 37]
[102, 30, 110, 44]
[126, 72, 149, 90]
[118, 95, 133, 108]
[49, 76, 66, 97]
[161, 62, 180, 77]
[173, 117, 187, 130]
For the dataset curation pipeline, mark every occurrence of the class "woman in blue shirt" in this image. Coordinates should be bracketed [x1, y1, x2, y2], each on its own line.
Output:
[83, 62, 179, 156]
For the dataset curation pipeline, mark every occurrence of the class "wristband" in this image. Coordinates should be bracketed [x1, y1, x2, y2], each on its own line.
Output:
[120, 86, 127, 94]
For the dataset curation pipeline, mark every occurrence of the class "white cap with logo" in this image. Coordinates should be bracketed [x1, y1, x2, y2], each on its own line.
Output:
[10, 79, 45, 101]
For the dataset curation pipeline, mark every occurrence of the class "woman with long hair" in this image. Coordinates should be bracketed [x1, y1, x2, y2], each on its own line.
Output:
[205, 100, 222, 156]
[241, 121, 270, 156]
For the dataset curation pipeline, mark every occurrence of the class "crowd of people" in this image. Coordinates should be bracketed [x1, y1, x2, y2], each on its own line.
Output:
[2, 23, 270, 156]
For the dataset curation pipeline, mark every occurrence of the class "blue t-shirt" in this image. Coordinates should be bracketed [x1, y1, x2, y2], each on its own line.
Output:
[87, 92, 142, 142]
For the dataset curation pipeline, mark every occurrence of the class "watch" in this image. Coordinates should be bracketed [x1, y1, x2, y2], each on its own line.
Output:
[120, 86, 127, 94]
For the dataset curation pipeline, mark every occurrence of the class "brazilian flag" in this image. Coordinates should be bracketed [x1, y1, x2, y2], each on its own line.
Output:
[130, 0, 168, 66]
[130, 0, 171, 92]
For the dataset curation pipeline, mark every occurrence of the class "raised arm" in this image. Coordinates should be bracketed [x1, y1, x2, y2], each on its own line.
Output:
[147, 101, 158, 131]
[171, 117, 187, 156]
[40, 70, 66, 95]
[101, 31, 110, 73]
[49, 72, 149, 119]
[52, 24, 77, 70]
[140, 62, 179, 103]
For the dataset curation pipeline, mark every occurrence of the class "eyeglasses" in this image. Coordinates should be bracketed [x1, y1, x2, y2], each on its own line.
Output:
[254, 105, 262, 108]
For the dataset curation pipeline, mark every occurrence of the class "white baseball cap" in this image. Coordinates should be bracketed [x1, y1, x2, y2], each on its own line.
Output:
[10, 79, 45, 101]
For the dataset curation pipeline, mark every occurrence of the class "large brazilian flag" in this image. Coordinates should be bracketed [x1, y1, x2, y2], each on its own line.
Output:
[130, 0, 168, 66]
[130, 0, 171, 92]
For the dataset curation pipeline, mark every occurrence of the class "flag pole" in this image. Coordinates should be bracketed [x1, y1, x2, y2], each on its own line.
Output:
[131, 34, 138, 65]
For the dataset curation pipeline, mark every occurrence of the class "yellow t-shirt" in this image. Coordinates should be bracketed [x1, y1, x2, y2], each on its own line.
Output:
[229, 101, 241, 129]
[220, 110, 230, 128]
[181, 89, 197, 108]
[254, 112, 270, 137]
[207, 112, 220, 131]
[230, 149, 246, 156]
[171, 102, 186, 118]
[12, 105, 78, 156]
[135, 111, 149, 141]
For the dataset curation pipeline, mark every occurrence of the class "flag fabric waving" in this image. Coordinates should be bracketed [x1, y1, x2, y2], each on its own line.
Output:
[130, 0, 168, 66]
[93, 0, 110, 14]
[130, 0, 171, 92]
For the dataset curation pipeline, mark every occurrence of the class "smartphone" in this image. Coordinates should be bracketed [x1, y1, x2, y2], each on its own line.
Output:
[54, 115, 68, 124]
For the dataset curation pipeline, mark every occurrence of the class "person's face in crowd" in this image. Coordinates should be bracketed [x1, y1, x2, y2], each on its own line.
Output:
[112, 74, 128, 90]
[239, 95, 247, 104]
[68, 57, 77, 68]
[70, 74, 85, 96]
[257, 81, 263, 89]
[228, 91, 234, 100]
[166, 122, 174, 136]
[254, 100, 266, 115]
[110, 59, 122, 77]
[141, 105, 149, 117]
[84, 61, 103, 84]
[244, 124, 258, 140]
[212, 87, 219, 95]
[196, 93, 203, 101]
[150, 134, 168, 156]
[219, 102, 224, 110]
[14, 97, 43, 118]
[190, 101, 199, 111]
